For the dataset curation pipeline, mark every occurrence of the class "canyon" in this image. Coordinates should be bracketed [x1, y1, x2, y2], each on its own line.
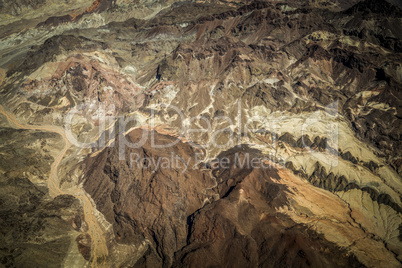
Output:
[0, 0, 401, 267]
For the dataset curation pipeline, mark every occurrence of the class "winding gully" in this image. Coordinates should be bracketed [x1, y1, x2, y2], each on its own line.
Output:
[0, 104, 108, 267]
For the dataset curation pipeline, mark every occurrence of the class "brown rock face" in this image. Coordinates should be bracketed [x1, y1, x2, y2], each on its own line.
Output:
[84, 135, 364, 267]
[174, 148, 363, 268]
[1, 0, 401, 266]
[84, 128, 216, 266]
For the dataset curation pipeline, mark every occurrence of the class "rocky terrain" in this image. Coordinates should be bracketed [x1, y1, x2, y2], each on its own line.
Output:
[0, 0, 401, 267]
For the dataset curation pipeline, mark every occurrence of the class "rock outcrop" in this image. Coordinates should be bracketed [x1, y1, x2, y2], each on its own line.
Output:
[0, 0, 401, 266]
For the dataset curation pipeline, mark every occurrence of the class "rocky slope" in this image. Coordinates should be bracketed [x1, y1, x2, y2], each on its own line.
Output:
[0, 0, 401, 267]
[0, 116, 87, 267]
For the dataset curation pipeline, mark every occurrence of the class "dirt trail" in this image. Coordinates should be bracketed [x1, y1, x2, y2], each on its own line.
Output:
[0, 105, 109, 267]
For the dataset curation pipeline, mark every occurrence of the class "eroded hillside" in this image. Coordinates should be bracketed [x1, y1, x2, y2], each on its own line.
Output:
[0, 0, 401, 267]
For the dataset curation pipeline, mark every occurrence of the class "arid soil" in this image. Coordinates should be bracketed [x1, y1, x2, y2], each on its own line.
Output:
[0, 0, 401, 267]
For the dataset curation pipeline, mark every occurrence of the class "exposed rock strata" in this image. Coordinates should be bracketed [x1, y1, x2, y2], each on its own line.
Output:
[0, 0, 401, 266]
